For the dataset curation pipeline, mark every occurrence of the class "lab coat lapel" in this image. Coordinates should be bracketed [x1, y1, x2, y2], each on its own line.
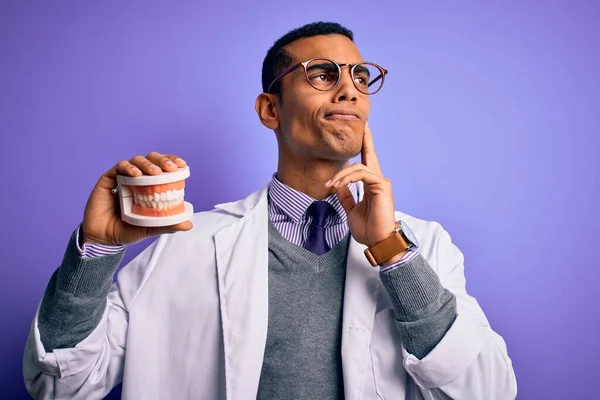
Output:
[214, 185, 270, 400]
[341, 181, 382, 400]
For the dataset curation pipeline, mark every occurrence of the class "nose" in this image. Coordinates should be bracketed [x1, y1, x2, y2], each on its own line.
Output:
[333, 65, 359, 103]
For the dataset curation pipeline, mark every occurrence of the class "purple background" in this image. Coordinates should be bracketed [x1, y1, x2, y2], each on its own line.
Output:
[1, 2, 598, 399]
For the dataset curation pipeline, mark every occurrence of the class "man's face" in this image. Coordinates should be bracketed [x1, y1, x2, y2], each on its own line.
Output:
[276, 34, 370, 162]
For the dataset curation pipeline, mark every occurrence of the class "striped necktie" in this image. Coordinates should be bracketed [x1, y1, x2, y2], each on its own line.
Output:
[304, 201, 334, 255]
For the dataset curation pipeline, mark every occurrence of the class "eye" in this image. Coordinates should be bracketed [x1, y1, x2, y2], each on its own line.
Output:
[354, 75, 368, 86]
[310, 73, 333, 82]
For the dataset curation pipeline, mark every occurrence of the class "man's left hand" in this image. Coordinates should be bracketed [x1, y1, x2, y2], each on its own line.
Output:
[325, 122, 397, 248]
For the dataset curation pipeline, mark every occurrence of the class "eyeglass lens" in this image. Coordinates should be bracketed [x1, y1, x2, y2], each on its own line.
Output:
[305, 58, 384, 94]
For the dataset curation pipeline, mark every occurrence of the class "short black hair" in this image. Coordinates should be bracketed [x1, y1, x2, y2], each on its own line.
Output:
[261, 22, 354, 98]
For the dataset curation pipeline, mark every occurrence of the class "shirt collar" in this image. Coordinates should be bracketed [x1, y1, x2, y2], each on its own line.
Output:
[268, 173, 359, 223]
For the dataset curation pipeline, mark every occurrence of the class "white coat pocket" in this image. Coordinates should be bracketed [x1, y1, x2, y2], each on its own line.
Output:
[369, 307, 409, 399]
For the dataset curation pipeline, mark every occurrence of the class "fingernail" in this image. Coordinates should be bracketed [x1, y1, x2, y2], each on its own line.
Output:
[175, 158, 185, 164]
[132, 167, 141, 174]
[325, 180, 332, 187]
[166, 160, 176, 168]
[333, 180, 340, 187]
[150, 165, 160, 171]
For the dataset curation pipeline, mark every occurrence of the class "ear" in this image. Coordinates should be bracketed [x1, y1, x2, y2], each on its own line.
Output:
[255, 93, 280, 130]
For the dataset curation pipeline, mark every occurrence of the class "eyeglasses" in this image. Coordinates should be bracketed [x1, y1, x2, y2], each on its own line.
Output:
[267, 57, 388, 95]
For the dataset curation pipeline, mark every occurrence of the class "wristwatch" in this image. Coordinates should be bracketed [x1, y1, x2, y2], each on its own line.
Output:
[364, 220, 419, 267]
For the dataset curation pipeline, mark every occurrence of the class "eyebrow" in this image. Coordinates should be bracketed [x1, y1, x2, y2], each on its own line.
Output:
[307, 62, 372, 76]
[353, 64, 371, 77]
[306, 63, 339, 73]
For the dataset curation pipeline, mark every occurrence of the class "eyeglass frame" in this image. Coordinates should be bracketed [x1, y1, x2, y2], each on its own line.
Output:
[266, 57, 388, 95]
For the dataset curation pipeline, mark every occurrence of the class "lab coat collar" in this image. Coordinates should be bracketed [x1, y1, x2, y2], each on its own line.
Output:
[213, 182, 270, 218]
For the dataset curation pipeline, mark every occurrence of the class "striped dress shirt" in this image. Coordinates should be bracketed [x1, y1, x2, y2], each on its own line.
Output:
[78, 174, 418, 271]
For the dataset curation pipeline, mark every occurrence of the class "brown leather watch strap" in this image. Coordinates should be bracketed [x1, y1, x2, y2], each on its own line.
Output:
[364, 228, 409, 267]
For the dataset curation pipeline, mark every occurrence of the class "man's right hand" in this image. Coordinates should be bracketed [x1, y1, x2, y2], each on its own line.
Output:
[81, 152, 193, 246]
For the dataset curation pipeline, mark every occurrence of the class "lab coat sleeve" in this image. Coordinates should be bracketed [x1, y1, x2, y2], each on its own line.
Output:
[402, 223, 518, 400]
[23, 236, 161, 400]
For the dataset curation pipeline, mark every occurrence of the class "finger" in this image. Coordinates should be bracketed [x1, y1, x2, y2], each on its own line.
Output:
[164, 154, 187, 168]
[335, 185, 356, 215]
[333, 168, 385, 189]
[129, 154, 163, 175]
[114, 160, 142, 177]
[146, 151, 179, 172]
[325, 162, 366, 187]
[361, 122, 383, 177]
[95, 161, 142, 192]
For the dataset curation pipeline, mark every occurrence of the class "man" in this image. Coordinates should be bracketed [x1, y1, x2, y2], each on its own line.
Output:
[24, 22, 517, 399]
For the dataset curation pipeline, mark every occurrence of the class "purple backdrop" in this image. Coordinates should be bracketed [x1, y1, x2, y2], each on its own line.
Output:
[1, 2, 598, 399]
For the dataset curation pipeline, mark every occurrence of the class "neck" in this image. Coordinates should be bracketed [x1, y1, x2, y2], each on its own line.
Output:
[276, 157, 351, 200]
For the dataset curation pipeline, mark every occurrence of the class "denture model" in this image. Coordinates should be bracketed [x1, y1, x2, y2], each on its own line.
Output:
[115, 166, 194, 227]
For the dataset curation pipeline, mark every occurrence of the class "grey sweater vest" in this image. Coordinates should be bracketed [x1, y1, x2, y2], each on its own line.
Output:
[256, 220, 351, 399]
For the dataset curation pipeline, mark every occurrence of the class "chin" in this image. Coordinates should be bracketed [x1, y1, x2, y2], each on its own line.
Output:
[309, 124, 360, 160]
[333, 124, 361, 142]
[325, 132, 362, 160]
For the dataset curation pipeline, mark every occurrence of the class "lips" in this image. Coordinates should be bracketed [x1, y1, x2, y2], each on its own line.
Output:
[324, 110, 360, 120]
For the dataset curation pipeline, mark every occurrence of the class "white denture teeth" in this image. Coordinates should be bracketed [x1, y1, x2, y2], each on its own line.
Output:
[117, 165, 192, 227]
[133, 189, 185, 209]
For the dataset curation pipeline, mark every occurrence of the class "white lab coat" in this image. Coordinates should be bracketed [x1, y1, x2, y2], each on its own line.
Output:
[24, 182, 517, 399]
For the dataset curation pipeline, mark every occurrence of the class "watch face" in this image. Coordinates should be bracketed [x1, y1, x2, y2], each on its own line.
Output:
[400, 220, 419, 248]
